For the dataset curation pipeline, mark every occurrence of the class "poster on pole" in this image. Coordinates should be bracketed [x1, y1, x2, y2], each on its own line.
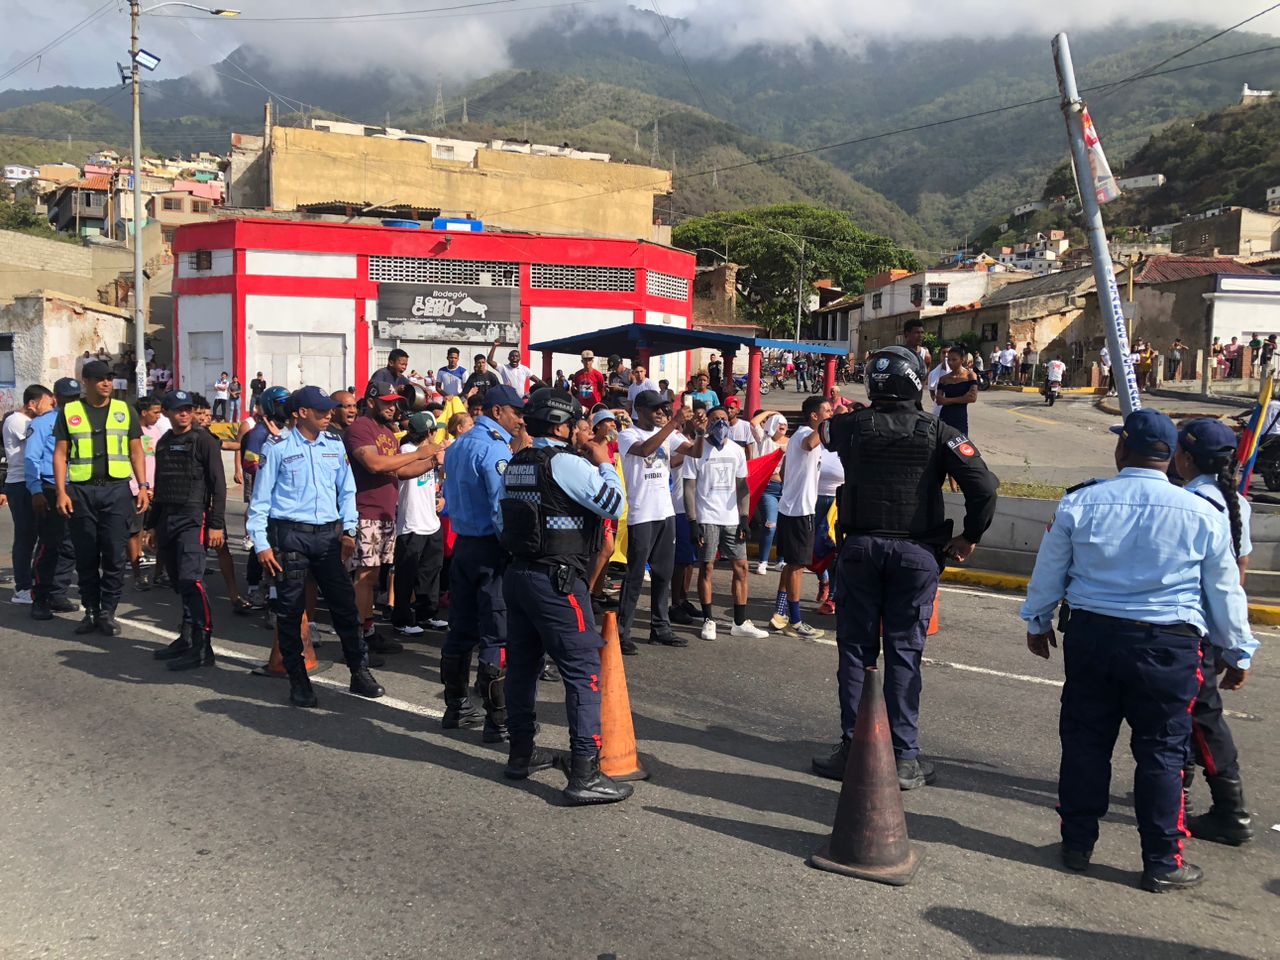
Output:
[1081, 108, 1121, 205]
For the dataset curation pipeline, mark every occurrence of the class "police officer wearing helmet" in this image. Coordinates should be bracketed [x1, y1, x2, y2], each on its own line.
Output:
[1020, 409, 1256, 892]
[439, 383, 525, 742]
[147, 391, 227, 670]
[246, 385, 385, 708]
[53, 358, 151, 637]
[814, 344, 998, 788]
[500, 388, 630, 804]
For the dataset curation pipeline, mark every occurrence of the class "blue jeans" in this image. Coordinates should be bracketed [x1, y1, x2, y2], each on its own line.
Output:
[756, 480, 782, 564]
[6, 483, 35, 591]
[230, 398, 241, 422]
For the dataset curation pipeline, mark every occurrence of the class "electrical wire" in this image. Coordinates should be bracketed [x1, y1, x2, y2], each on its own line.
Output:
[0, 0, 117, 86]
[150, 0, 597, 23]
[648, 0, 713, 117]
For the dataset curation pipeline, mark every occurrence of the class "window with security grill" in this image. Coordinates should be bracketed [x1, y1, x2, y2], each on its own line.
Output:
[531, 263, 636, 292]
[369, 257, 520, 287]
[646, 271, 690, 301]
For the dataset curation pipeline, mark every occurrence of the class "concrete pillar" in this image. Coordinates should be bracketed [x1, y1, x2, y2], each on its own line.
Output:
[722, 350, 736, 403]
[747, 346, 762, 415]
[542, 351, 553, 386]
[823, 354, 838, 400]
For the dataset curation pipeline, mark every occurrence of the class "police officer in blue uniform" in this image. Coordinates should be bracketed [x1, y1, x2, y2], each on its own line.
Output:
[26, 377, 81, 621]
[247, 385, 385, 708]
[1171, 418, 1256, 846]
[1021, 409, 1256, 893]
[814, 345, 998, 788]
[439, 383, 525, 741]
[147, 391, 227, 671]
[499, 389, 631, 804]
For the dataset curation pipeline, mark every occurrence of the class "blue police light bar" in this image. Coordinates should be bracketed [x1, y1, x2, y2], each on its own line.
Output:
[432, 217, 484, 233]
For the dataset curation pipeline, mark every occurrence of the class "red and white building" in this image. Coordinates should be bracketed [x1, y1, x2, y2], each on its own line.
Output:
[171, 218, 695, 397]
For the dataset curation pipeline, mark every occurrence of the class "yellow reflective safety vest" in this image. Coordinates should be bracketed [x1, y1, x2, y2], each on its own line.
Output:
[64, 399, 133, 483]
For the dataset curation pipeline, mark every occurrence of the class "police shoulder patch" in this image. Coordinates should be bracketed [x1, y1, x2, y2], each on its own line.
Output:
[496, 459, 508, 475]
[1064, 478, 1101, 495]
[946, 434, 979, 459]
[324, 428, 343, 440]
[488, 429, 504, 441]
[265, 434, 285, 446]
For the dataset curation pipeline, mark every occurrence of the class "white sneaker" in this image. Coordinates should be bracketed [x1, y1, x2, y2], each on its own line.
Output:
[754, 561, 768, 576]
[700, 618, 717, 641]
[424, 617, 449, 630]
[783, 621, 825, 640]
[771, 560, 787, 572]
[643, 569, 651, 582]
[769, 612, 789, 631]
[242, 535, 254, 552]
[731, 620, 769, 639]
[10, 589, 32, 605]
[396, 624, 424, 636]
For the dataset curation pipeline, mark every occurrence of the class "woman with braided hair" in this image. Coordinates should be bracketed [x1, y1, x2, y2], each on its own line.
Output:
[1172, 418, 1256, 847]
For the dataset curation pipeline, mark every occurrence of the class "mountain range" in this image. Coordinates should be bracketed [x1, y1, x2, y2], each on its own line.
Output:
[1, 13, 1277, 249]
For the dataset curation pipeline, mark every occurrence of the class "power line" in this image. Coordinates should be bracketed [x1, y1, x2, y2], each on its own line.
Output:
[152, 0, 597, 23]
[0, 0, 116, 86]
[648, 0, 712, 116]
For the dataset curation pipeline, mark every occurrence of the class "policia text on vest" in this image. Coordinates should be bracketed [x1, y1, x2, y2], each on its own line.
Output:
[52, 384, 149, 635]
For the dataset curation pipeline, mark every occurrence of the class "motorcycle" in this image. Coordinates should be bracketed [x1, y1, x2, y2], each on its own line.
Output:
[733, 373, 770, 397]
[1254, 435, 1280, 491]
[1042, 379, 1061, 407]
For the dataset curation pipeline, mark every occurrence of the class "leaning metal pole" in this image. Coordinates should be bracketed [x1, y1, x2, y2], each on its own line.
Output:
[1052, 33, 1140, 417]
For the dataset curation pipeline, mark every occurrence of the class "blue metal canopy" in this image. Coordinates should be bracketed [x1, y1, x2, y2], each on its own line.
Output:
[529, 323, 847, 357]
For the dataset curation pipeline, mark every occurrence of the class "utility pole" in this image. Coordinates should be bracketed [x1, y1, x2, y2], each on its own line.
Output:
[795, 237, 806, 341]
[1053, 33, 1139, 416]
[650, 118, 659, 167]
[130, 0, 147, 398]
[461, 96, 469, 124]
[432, 80, 446, 130]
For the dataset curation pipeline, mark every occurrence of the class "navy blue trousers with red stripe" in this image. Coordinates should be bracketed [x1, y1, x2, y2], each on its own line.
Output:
[157, 509, 213, 635]
[442, 535, 506, 669]
[503, 563, 603, 757]
[1189, 642, 1240, 780]
[1058, 610, 1202, 873]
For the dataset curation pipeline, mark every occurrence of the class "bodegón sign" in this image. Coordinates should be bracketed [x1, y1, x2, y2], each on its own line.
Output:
[377, 285, 519, 344]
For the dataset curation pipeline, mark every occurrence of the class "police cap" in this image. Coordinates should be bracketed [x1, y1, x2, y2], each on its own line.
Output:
[162, 390, 194, 411]
[482, 385, 526, 410]
[293, 385, 339, 413]
[53, 377, 81, 398]
[1110, 409, 1177, 461]
[81, 359, 112, 380]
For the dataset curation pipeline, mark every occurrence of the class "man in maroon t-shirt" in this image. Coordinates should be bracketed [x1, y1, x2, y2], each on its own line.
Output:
[570, 350, 607, 408]
[345, 382, 440, 653]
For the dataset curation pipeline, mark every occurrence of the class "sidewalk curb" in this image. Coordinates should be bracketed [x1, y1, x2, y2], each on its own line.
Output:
[1093, 398, 1230, 421]
[940, 568, 1280, 625]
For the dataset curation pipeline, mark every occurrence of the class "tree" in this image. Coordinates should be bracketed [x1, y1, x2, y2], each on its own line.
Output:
[673, 203, 921, 335]
[0, 198, 47, 232]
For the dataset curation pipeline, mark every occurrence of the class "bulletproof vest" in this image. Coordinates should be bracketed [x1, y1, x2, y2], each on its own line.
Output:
[153, 431, 207, 510]
[836, 407, 945, 539]
[500, 445, 603, 573]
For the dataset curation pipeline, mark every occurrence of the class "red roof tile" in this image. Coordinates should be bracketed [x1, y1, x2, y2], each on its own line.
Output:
[1135, 255, 1267, 285]
[69, 175, 112, 191]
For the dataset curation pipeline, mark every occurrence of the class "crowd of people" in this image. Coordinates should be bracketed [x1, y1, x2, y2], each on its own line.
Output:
[0, 332, 1261, 882]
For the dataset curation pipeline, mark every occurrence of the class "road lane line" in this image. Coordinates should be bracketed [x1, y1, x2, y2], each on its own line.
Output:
[1009, 405, 1058, 426]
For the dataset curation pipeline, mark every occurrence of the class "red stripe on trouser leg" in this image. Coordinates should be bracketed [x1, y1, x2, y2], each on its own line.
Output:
[1173, 648, 1204, 869]
[1192, 726, 1218, 777]
[196, 581, 212, 632]
[566, 594, 586, 632]
[590, 673, 599, 692]
[593, 734, 602, 750]
[499, 647, 506, 669]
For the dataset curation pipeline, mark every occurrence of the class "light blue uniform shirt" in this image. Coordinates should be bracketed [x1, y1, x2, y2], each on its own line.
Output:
[442, 415, 511, 537]
[245, 428, 357, 546]
[24, 409, 58, 494]
[524, 437, 625, 520]
[1021, 468, 1256, 670]
[1184, 474, 1252, 558]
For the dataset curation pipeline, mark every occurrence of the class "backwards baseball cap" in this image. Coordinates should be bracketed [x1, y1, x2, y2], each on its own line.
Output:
[53, 377, 81, 398]
[1110, 408, 1177, 460]
[723, 396, 741, 409]
[162, 390, 194, 411]
[407, 411, 438, 435]
[591, 408, 618, 429]
[631, 389, 668, 410]
[480, 384, 525, 410]
[81, 359, 112, 380]
[1178, 418, 1238, 459]
[365, 380, 401, 403]
[293, 385, 339, 413]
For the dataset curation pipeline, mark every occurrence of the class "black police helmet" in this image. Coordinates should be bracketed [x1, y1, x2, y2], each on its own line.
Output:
[523, 388, 583, 430]
[259, 385, 292, 424]
[865, 345, 925, 402]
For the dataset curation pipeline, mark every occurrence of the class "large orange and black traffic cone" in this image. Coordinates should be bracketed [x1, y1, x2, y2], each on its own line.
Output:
[253, 612, 323, 677]
[927, 588, 940, 637]
[598, 611, 649, 782]
[809, 666, 922, 885]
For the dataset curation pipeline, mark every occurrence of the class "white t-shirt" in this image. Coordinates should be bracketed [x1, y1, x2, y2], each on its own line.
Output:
[617, 425, 682, 524]
[498, 363, 535, 395]
[778, 426, 822, 517]
[998, 348, 1017, 367]
[1046, 360, 1067, 383]
[214, 378, 230, 400]
[627, 379, 658, 406]
[437, 365, 466, 397]
[671, 453, 694, 515]
[727, 418, 754, 449]
[690, 441, 748, 526]
[817, 447, 845, 498]
[2, 411, 31, 467]
[1099, 347, 1111, 369]
[396, 442, 441, 536]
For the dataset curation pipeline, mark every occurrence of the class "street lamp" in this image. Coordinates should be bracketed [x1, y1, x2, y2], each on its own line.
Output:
[127, 1, 240, 396]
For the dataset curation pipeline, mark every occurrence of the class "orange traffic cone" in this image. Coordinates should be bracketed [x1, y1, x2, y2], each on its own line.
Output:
[253, 612, 323, 677]
[809, 666, 923, 885]
[598, 611, 649, 782]
[927, 588, 940, 637]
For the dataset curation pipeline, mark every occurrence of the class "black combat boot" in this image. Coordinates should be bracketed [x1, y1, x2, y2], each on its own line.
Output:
[1187, 776, 1253, 846]
[539, 658, 561, 683]
[168, 630, 214, 671]
[1140, 863, 1204, 893]
[504, 733, 558, 780]
[30, 596, 54, 621]
[74, 608, 100, 635]
[349, 666, 385, 699]
[96, 609, 121, 637]
[47, 596, 78, 613]
[563, 752, 633, 806]
[154, 622, 194, 660]
[440, 653, 482, 729]
[288, 672, 318, 708]
[811, 739, 850, 781]
[475, 661, 508, 744]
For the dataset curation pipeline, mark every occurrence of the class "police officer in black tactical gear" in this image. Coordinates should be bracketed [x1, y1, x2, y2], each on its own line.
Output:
[813, 345, 999, 789]
[146, 391, 227, 670]
[499, 388, 631, 806]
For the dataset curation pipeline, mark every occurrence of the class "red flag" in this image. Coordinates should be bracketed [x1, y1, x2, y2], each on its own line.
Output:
[746, 450, 784, 519]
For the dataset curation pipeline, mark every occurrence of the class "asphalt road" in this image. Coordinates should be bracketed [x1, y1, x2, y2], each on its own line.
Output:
[0, 501, 1276, 960]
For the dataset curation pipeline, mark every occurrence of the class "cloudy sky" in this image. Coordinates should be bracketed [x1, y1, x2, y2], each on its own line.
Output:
[2, 0, 1278, 90]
